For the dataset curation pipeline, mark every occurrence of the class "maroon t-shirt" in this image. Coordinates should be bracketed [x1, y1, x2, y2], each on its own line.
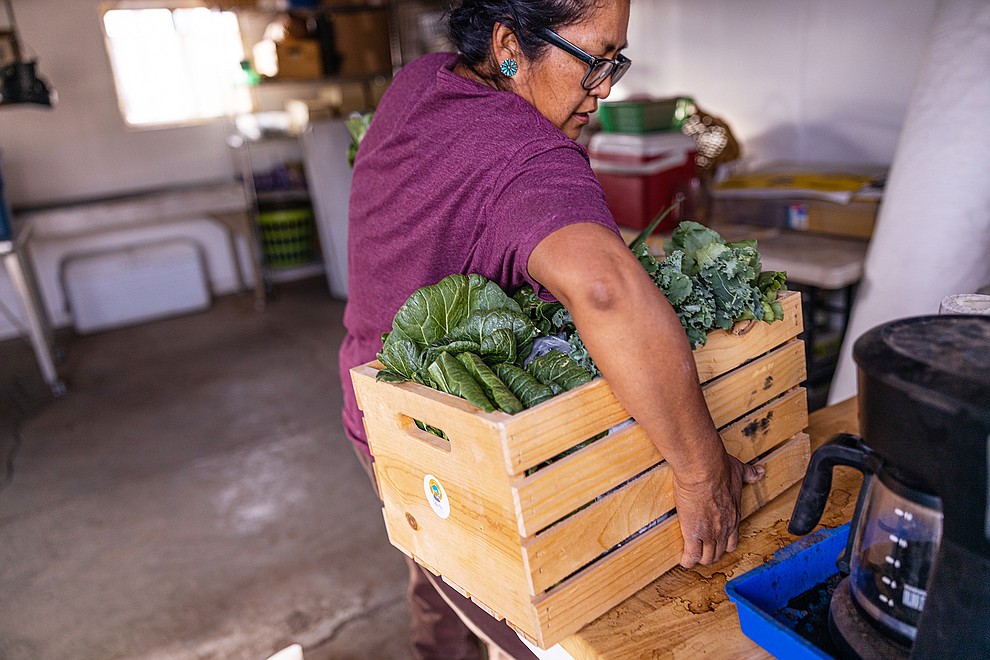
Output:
[339, 52, 618, 454]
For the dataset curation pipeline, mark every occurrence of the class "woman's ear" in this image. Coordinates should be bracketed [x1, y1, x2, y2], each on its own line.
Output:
[491, 20, 522, 73]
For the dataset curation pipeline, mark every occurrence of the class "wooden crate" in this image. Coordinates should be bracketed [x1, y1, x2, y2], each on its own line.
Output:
[351, 290, 809, 649]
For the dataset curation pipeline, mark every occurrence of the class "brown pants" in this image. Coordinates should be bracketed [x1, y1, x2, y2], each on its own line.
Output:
[351, 444, 538, 660]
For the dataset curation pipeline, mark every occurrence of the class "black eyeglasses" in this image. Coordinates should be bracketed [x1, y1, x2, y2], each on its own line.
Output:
[535, 27, 631, 90]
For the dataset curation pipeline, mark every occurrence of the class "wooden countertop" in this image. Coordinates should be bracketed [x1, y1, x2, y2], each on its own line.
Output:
[560, 396, 862, 659]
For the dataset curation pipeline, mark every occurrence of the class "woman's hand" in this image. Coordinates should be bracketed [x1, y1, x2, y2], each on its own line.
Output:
[673, 454, 765, 568]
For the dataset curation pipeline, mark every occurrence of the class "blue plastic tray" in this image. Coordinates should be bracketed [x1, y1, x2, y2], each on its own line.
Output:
[725, 523, 850, 659]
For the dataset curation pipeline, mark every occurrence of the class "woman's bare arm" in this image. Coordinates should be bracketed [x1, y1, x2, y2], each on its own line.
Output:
[528, 222, 763, 567]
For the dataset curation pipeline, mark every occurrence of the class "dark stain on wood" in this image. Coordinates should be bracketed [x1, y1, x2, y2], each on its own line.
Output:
[742, 410, 775, 438]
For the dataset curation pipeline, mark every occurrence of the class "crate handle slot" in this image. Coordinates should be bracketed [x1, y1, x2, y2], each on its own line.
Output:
[397, 414, 452, 453]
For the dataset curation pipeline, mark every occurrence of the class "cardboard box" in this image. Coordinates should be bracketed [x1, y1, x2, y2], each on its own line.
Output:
[351, 291, 810, 649]
[332, 10, 392, 76]
[589, 132, 698, 233]
[712, 196, 879, 239]
[712, 165, 886, 239]
[254, 38, 323, 80]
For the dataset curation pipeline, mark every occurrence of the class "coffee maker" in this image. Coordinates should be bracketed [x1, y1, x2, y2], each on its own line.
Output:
[789, 314, 990, 658]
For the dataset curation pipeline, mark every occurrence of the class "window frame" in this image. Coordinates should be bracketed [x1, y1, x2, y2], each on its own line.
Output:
[99, 0, 251, 130]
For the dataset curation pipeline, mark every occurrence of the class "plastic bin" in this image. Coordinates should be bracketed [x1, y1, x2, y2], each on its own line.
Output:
[599, 97, 693, 133]
[725, 523, 851, 659]
[589, 131, 698, 232]
[257, 203, 317, 268]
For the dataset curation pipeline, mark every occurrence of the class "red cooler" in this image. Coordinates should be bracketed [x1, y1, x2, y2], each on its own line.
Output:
[589, 131, 698, 233]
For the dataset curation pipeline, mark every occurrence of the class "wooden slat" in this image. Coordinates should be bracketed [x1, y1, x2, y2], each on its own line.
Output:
[720, 386, 809, 460]
[499, 379, 631, 475]
[470, 595, 506, 622]
[694, 290, 803, 383]
[519, 390, 809, 593]
[511, 422, 657, 538]
[703, 339, 807, 428]
[526, 433, 812, 649]
[511, 386, 808, 539]
[524, 463, 674, 595]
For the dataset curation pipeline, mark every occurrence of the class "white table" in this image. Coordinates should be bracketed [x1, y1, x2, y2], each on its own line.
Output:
[726, 226, 869, 290]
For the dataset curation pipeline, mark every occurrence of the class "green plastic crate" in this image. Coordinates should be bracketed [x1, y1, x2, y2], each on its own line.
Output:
[599, 97, 694, 134]
[257, 205, 316, 268]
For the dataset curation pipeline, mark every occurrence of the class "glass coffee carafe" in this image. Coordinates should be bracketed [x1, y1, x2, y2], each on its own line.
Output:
[848, 468, 943, 642]
[789, 433, 944, 644]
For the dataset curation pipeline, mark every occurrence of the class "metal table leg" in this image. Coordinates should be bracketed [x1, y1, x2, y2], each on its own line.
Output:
[1, 246, 67, 396]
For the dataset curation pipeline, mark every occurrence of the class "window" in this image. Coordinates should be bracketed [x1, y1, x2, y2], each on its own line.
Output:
[101, 3, 251, 128]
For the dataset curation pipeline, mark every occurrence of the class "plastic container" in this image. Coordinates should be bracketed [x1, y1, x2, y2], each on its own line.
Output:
[589, 131, 698, 232]
[599, 97, 693, 134]
[725, 523, 851, 659]
[257, 202, 316, 268]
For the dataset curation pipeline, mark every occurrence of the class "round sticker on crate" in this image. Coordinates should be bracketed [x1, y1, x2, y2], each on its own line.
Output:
[423, 474, 450, 519]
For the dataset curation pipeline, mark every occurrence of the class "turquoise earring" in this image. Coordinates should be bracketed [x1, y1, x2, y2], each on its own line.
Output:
[500, 58, 519, 77]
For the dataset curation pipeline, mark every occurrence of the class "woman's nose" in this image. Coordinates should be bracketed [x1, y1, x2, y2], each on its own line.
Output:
[591, 77, 613, 99]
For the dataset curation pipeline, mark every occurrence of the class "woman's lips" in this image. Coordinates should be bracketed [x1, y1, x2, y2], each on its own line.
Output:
[574, 112, 590, 125]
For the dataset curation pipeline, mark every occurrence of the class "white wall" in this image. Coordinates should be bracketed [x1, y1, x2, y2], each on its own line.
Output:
[829, 0, 990, 403]
[619, 0, 939, 168]
[0, 1, 235, 207]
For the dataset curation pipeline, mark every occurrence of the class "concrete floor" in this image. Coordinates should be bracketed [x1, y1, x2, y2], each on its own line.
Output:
[0, 278, 412, 659]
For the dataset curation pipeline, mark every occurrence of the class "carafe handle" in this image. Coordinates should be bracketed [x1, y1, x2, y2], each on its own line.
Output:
[788, 433, 879, 536]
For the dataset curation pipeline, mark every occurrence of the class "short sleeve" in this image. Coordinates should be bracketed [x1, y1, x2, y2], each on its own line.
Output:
[479, 140, 619, 301]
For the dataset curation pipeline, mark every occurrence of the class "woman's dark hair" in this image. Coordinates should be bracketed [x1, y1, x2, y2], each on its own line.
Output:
[447, 0, 598, 85]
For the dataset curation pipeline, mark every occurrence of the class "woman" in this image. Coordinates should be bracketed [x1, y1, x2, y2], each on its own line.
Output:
[339, 0, 763, 656]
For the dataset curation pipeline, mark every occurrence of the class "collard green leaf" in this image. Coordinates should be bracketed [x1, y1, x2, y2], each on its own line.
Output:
[491, 363, 555, 408]
[457, 352, 524, 414]
[426, 352, 495, 412]
[479, 327, 517, 365]
[423, 340, 482, 368]
[393, 274, 471, 347]
[442, 309, 538, 361]
[391, 274, 528, 352]
[377, 328, 423, 380]
[527, 350, 592, 394]
[376, 370, 408, 383]
[414, 419, 448, 440]
[466, 273, 521, 314]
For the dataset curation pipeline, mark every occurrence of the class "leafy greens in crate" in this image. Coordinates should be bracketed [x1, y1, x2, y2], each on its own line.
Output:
[376, 221, 787, 413]
[376, 273, 591, 416]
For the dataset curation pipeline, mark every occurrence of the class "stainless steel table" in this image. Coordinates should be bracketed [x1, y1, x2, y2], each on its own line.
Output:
[1, 221, 66, 396]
